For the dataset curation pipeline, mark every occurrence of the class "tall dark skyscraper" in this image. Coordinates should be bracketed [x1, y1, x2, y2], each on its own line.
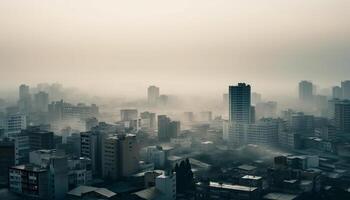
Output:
[148, 86, 160, 106]
[299, 81, 313, 103]
[229, 83, 251, 124]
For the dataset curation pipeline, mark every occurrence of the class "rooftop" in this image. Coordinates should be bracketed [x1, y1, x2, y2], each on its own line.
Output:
[133, 187, 162, 200]
[209, 182, 257, 192]
[10, 164, 46, 173]
[263, 192, 298, 200]
[67, 186, 116, 198]
[241, 175, 262, 180]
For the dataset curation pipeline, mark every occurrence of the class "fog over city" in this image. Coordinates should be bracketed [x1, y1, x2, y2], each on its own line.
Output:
[1, 0, 350, 98]
[1, 1, 350, 200]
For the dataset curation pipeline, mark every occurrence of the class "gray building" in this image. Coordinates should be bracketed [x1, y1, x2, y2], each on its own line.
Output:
[120, 109, 138, 121]
[299, 81, 313, 103]
[332, 86, 343, 99]
[158, 115, 180, 142]
[148, 85, 160, 106]
[291, 113, 315, 137]
[34, 91, 49, 112]
[102, 134, 139, 180]
[80, 122, 116, 177]
[18, 84, 32, 114]
[341, 80, 350, 100]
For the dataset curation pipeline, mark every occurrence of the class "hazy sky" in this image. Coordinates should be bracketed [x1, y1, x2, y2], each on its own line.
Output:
[0, 0, 350, 97]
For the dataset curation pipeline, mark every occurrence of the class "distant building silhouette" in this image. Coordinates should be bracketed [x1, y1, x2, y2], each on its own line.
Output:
[341, 80, 350, 100]
[18, 84, 32, 114]
[299, 81, 313, 103]
[158, 115, 180, 142]
[332, 86, 343, 99]
[34, 91, 49, 112]
[148, 86, 160, 106]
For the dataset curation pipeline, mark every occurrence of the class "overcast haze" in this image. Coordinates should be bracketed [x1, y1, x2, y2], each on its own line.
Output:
[1, 0, 350, 97]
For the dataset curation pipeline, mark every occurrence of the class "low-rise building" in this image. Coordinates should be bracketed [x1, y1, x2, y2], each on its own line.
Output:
[196, 181, 259, 200]
[9, 164, 49, 199]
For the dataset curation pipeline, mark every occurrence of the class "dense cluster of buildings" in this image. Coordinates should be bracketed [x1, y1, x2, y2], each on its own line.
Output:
[1, 82, 350, 200]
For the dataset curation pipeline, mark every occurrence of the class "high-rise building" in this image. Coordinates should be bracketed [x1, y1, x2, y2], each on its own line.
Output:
[334, 100, 350, 133]
[251, 92, 262, 105]
[10, 133, 30, 165]
[291, 113, 315, 137]
[120, 109, 138, 121]
[229, 83, 251, 124]
[19, 84, 30, 100]
[332, 86, 343, 99]
[29, 149, 69, 200]
[169, 121, 180, 138]
[158, 115, 171, 141]
[22, 126, 54, 151]
[6, 113, 27, 137]
[299, 81, 314, 103]
[48, 100, 99, 122]
[80, 123, 115, 177]
[328, 99, 343, 119]
[102, 134, 139, 180]
[158, 115, 180, 142]
[140, 111, 156, 132]
[341, 80, 350, 100]
[34, 91, 49, 112]
[18, 84, 32, 114]
[148, 86, 160, 106]
[250, 106, 256, 124]
[0, 138, 15, 186]
[246, 118, 281, 146]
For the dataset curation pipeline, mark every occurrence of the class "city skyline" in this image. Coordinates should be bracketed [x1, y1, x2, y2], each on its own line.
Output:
[1, 1, 350, 199]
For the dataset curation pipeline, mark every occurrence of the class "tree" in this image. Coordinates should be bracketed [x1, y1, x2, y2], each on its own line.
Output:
[174, 159, 195, 193]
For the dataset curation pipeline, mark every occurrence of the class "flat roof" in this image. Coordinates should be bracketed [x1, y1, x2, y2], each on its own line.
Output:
[241, 175, 262, 180]
[283, 179, 298, 184]
[209, 182, 257, 192]
[67, 186, 116, 198]
[10, 164, 46, 173]
[133, 187, 162, 200]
